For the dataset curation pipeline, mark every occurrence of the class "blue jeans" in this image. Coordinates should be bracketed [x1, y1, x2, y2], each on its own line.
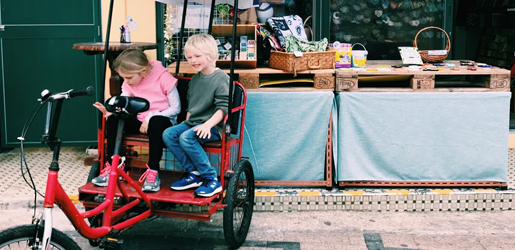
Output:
[162, 122, 221, 179]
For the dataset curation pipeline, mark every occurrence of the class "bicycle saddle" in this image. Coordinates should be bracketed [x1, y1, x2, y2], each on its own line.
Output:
[105, 96, 149, 115]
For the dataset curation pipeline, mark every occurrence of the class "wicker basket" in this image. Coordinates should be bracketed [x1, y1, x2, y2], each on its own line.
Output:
[269, 50, 335, 76]
[413, 26, 451, 63]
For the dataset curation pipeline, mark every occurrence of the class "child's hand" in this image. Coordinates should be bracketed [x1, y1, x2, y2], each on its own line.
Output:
[93, 102, 112, 118]
[140, 121, 149, 134]
[194, 124, 212, 139]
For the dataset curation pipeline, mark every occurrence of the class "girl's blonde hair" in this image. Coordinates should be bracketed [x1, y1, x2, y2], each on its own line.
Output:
[113, 49, 150, 73]
[184, 34, 219, 65]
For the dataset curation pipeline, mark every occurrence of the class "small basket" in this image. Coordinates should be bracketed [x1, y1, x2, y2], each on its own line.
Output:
[413, 26, 451, 63]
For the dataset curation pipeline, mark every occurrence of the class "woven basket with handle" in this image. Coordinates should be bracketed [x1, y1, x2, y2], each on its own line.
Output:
[269, 50, 335, 76]
[413, 26, 451, 63]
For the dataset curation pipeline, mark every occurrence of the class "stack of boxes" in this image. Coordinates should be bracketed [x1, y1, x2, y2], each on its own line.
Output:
[248, 39, 256, 60]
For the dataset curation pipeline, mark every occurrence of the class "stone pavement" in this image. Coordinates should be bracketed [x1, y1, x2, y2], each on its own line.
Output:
[1, 147, 515, 212]
[3, 207, 515, 250]
[2, 147, 515, 250]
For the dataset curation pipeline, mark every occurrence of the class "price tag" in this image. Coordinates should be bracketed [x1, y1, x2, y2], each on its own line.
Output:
[126, 16, 138, 31]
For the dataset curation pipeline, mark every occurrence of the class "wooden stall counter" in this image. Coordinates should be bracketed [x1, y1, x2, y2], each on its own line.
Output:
[168, 63, 335, 92]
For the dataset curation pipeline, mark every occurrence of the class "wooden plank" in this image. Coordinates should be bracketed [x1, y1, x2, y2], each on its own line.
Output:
[247, 87, 333, 92]
[347, 87, 510, 92]
[338, 180, 507, 188]
[168, 63, 335, 74]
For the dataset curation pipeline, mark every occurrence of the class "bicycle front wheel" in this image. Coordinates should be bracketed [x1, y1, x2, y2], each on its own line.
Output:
[0, 224, 81, 250]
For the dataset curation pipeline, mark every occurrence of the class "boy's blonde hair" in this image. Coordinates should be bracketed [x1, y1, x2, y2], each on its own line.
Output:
[184, 34, 219, 65]
[113, 49, 150, 73]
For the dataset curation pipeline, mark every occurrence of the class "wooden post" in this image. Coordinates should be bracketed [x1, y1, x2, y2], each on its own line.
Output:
[238, 73, 259, 89]
[314, 73, 335, 89]
[486, 74, 510, 90]
[410, 74, 435, 89]
[335, 73, 358, 91]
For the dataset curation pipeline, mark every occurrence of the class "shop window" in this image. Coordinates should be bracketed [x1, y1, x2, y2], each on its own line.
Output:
[163, 1, 313, 66]
[329, 0, 447, 60]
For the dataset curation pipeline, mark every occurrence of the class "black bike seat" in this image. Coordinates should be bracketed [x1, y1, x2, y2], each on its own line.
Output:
[105, 96, 150, 115]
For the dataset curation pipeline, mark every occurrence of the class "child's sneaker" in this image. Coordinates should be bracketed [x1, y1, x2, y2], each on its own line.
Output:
[194, 179, 222, 197]
[91, 158, 125, 187]
[170, 172, 202, 190]
[139, 165, 160, 192]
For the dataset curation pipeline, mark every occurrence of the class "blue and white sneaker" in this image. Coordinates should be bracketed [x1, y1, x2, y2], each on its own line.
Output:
[194, 179, 222, 197]
[170, 172, 202, 190]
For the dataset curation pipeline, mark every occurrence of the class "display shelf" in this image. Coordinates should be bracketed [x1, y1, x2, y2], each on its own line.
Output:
[212, 24, 257, 69]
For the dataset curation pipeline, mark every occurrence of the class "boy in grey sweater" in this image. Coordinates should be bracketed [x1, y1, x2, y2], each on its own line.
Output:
[163, 34, 229, 197]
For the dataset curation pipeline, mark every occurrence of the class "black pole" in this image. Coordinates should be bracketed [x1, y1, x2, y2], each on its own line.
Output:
[155, 2, 165, 65]
[226, 0, 238, 134]
[99, 0, 115, 129]
[208, 0, 216, 34]
[175, 0, 189, 74]
[102, 0, 114, 100]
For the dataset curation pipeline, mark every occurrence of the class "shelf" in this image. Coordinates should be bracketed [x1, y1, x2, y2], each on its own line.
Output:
[212, 24, 257, 69]
[211, 24, 256, 37]
[216, 59, 256, 69]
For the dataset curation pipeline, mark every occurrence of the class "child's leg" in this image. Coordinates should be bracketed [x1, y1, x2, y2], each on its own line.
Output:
[92, 116, 140, 186]
[147, 116, 173, 171]
[178, 125, 221, 180]
[162, 123, 196, 173]
[105, 116, 141, 162]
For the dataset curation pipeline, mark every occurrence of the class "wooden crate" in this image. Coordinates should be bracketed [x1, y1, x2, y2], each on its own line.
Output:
[335, 60, 510, 92]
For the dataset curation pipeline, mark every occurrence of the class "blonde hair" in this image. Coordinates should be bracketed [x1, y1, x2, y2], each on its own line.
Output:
[184, 34, 219, 65]
[113, 49, 150, 73]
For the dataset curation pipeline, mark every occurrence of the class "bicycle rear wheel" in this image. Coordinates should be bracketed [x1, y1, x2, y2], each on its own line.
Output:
[0, 224, 80, 250]
[223, 159, 255, 248]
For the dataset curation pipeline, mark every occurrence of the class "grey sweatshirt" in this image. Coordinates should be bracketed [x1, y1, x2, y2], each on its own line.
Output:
[185, 68, 229, 134]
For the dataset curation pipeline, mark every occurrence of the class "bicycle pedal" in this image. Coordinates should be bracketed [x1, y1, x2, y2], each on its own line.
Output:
[100, 237, 124, 250]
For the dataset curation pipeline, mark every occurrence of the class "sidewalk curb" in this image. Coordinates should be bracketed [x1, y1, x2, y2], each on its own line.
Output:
[2, 188, 515, 212]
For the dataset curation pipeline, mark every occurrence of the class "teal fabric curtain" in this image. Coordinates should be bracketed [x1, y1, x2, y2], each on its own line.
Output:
[242, 91, 334, 181]
[335, 92, 511, 182]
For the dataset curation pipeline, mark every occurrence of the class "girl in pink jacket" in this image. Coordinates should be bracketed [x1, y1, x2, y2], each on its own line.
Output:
[91, 49, 180, 192]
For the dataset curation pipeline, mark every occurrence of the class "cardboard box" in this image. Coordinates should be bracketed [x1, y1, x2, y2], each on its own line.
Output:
[333, 42, 352, 68]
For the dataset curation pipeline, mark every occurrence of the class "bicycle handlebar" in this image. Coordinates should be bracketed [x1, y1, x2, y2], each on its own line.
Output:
[42, 86, 95, 101]
[69, 86, 95, 98]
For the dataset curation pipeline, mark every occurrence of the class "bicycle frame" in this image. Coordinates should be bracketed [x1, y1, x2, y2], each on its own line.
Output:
[40, 99, 154, 246]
